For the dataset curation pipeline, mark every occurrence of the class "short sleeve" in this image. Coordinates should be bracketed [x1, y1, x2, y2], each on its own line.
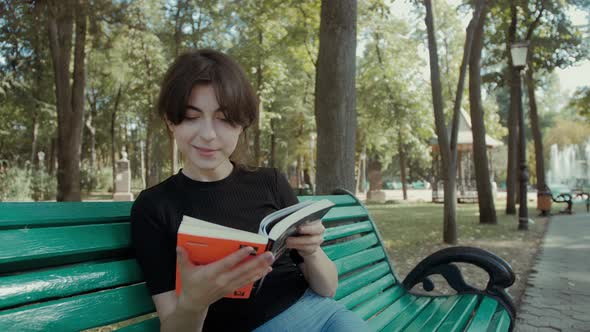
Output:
[130, 193, 177, 295]
[274, 169, 299, 208]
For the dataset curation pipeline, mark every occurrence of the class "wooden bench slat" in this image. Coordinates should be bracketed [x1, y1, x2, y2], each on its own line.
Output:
[0, 223, 130, 273]
[0, 283, 155, 331]
[0, 202, 132, 229]
[354, 286, 407, 320]
[114, 317, 160, 332]
[437, 294, 479, 332]
[334, 262, 392, 300]
[324, 233, 378, 260]
[297, 195, 358, 207]
[322, 206, 368, 222]
[339, 274, 396, 309]
[367, 293, 422, 331]
[487, 309, 511, 332]
[0, 259, 143, 309]
[379, 296, 431, 332]
[323, 220, 373, 241]
[405, 296, 462, 331]
[333, 247, 386, 276]
[465, 296, 499, 332]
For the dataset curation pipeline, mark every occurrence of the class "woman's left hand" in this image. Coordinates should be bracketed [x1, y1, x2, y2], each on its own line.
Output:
[285, 220, 325, 257]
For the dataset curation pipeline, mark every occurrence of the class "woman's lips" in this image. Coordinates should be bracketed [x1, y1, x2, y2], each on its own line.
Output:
[194, 146, 218, 157]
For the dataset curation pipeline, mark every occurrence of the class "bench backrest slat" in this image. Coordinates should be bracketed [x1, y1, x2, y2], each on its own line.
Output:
[0, 193, 401, 331]
[0, 202, 132, 229]
[0, 259, 143, 308]
[0, 283, 154, 331]
[0, 223, 131, 273]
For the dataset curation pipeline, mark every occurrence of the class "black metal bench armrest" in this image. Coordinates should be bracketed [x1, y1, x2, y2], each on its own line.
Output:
[575, 192, 590, 212]
[553, 193, 573, 213]
[402, 246, 516, 319]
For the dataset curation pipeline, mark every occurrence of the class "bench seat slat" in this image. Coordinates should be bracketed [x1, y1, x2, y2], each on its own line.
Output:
[0, 202, 132, 229]
[324, 233, 378, 261]
[0, 283, 155, 332]
[405, 296, 462, 331]
[436, 294, 480, 332]
[335, 262, 392, 300]
[465, 296, 499, 332]
[353, 286, 406, 320]
[487, 310, 511, 332]
[0, 259, 143, 309]
[339, 274, 396, 309]
[367, 293, 421, 331]
[297, 195, 358, 207]
[380, 295, 432, 332]
[323, 220, 373, 241]
[322, 206, 368, 223]
[333, 247, 386, 276]
[0, 223, 130, 273]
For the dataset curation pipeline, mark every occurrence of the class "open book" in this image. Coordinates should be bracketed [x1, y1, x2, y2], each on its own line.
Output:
[175, 199, 335, 299]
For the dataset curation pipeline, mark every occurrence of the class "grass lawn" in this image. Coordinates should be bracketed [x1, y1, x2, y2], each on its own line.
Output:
[366, 200, 588, 309]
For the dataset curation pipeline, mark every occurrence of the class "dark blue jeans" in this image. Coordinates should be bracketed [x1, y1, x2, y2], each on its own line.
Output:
[253, 288, 370, 332]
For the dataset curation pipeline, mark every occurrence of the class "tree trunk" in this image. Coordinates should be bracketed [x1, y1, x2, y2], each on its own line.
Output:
[31, 7, 42, 169]
[505, 2, 518, 214]
[526, 65, 546, 190]
[468, 2, 497, 224]
[111, 85, 122, 193]
[47, 0, 87, 202]
[253, 29, 263, 166]
[315, 0, 357, 194]
[399, 132, 408, 201]
[424, 0, 456, 243]
[269, 118, 276, 168]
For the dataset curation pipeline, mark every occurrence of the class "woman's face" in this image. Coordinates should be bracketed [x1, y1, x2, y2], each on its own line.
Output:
[169, 84, 243, 180]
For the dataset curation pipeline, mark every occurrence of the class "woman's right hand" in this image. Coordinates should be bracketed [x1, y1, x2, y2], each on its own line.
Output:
[175, 246, 275, 312]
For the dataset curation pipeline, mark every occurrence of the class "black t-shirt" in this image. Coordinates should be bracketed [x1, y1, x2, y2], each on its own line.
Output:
[130, 166, 308, 331]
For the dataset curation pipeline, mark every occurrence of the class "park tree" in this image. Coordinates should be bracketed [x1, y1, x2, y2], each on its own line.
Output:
[357, 1, 431, 201]
[485, 0, 586, 212]
[315, 0, 357, 194]
[423, 0, 486, 240]
[468, 0, 497, 224]
[46, 0, 88, 201]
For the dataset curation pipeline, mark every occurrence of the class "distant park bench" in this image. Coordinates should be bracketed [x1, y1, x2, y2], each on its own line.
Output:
[0, 190, 516, 331]
[542, 185, 590, 214]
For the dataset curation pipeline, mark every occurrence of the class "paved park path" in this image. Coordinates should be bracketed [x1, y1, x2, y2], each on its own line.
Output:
[516, 212, 590, 331]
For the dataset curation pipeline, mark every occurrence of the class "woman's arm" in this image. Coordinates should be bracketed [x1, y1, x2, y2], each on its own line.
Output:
[286, 221, 338, 297]
[155, 246, 275, 332]
[153, 291, 208, 332]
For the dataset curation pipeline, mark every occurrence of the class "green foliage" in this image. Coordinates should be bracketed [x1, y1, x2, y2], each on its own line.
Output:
[568, 86, 590, 121]
[80, 164, 113, 193]
[30, 167, 57, 201]
[0, 167, 32, 201]
[0, 0, 588, 199]
[544, 118, 590, 148]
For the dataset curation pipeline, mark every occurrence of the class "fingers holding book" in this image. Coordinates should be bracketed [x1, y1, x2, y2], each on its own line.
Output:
[176, 246, 274, 310]
[285, 219, 325, 257]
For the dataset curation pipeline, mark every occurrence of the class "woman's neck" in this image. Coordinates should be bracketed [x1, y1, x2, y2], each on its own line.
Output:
[182, 160, 234, 182]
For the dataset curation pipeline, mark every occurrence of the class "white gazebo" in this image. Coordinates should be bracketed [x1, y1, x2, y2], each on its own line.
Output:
[430, 109, 503, 203]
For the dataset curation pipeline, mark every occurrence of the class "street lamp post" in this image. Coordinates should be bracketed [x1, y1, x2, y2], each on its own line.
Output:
[511, 41, 530, 231]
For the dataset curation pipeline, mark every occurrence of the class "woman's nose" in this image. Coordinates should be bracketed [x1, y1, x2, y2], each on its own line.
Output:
[199, 118, 217, 141]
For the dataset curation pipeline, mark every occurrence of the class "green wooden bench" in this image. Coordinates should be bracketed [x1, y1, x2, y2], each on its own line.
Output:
[0, 190, 516, 331]
[545, 185, 589, 214]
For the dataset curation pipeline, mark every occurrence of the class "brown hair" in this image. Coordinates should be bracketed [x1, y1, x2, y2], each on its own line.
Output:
[157, 49, 258, 167]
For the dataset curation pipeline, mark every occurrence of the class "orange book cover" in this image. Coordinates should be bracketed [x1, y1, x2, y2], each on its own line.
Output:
[174, 199, 334, 299]
[175, 233, 268, 299]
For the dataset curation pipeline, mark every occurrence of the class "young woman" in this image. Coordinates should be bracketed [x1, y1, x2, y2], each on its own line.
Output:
[131, 49, 367, 332]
